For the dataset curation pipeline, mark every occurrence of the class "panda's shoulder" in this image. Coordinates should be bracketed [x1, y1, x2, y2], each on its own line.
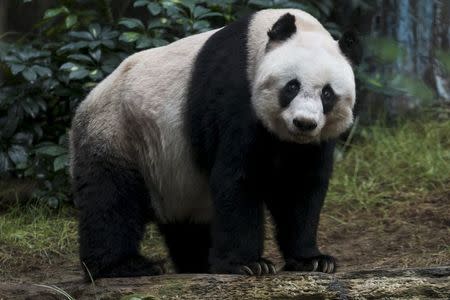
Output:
[124, 29, 220, 68]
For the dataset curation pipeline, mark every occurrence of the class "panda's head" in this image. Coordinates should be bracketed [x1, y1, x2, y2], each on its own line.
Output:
[251, 12, 361, 144]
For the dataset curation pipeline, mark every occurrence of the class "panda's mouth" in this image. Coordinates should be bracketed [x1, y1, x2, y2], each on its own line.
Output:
[288, 128, 319, 143]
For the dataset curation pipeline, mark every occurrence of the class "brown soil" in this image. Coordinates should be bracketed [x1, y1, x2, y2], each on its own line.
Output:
[1, 191, 449, 287]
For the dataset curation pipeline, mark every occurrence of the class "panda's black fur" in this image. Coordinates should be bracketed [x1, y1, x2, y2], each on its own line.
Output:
[72, 10, 361, 279]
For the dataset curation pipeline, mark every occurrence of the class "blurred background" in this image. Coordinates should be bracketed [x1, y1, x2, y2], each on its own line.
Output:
[0, 0, 448, 284]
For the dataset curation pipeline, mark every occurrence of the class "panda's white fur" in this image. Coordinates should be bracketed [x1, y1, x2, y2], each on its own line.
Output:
[72, 29, 220, 222]
[71, 9, 355, 223]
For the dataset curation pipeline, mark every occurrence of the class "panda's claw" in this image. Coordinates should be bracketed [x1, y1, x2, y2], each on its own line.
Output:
[321, 260, 328, 273]
[241, 265, 254, 275]
[327, 260, 335, 273]
[261, 261, 269, 274]
[284, 255, 337, 274]
[251, 262, 262, 275]
[269, 264, 277, 275]
[212, 258, 276, 276]
[312, 259, 319, 272]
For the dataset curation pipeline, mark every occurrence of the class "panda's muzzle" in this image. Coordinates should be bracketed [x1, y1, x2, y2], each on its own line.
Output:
[293, 118, 318, 132]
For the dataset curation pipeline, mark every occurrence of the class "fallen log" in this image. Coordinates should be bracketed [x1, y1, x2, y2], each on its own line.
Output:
[1, 266, 449, 299]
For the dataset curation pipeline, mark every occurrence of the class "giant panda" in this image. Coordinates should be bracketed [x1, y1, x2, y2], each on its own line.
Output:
[70, 8, 361, 279]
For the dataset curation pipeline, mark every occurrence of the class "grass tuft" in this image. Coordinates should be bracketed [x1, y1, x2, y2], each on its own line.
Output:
[0, 202, 78, 268]
[329, 118, 449, 208]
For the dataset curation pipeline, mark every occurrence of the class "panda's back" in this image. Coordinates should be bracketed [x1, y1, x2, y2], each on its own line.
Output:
[72, 29, 220, 223]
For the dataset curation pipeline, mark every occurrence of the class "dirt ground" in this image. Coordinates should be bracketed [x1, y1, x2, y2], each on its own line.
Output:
[1, 190, 449, 287]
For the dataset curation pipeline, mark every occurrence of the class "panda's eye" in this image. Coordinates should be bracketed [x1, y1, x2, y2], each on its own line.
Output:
[321, 85, 335, 101]
[321, 84, 337, 114]
[285, 79, 300, 94]
[279, 79, 300, 108]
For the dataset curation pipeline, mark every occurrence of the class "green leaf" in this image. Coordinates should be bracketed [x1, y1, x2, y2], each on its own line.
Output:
[101, 56, 121, 73]
[8, 145, 28, 165]
[12, 132, 34, 146]
[58, 41, 89, 52]
[197, 12, 223, 20]
[248, 0, 273, 7]
[151, 38, 169, 47]
[67, 54, 93, 64]
[53, 154, 69, 171]
[68, 31, 94, 40]
[89, 24, 101, 39]
[134, 0, 150, 7]
[36, 99, 47, 111]
[88, 40, 102, 49]
[147, 2, 162, 15]
[89, 49, 102, 62]
[0, 151, 11, 173]
[119, 18, 145, 30]
[22, 68, 37, 82]
[9, 63, 26, 75]
[89, 69, 103, 80]
[47, 197, 59, 209]
[65, 14, 78, 28]
[69, 68, 90, 80]
[60, 62, 79, 71]
[2, 105, 20, 138]
[178, 0, 196, 12]
[101, 29, 120, 40]
[32, 65, 52, 77]
[136, 36, 153, 49]
[43, 6, 69, 19]
[35, 145, 67, 157]
[193, 6, 210, 18]
[192, 20, 210, 32]
[101, 39, 115, 49]
[147, 18, 170, 30]
[119, 32, 141, 43]
[21, 99, 39, 118]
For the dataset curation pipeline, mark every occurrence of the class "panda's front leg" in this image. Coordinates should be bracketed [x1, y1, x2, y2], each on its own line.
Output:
[265, 176, 337, 274]
[208, 156, 276, 275]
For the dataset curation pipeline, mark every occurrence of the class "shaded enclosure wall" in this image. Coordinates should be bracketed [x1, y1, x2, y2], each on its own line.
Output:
[372, 0, 450, 100]
[360, 0, 450, 117]
[0, 0, 56, 34]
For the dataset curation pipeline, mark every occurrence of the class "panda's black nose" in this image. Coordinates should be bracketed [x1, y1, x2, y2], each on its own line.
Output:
[293, 118, 317, 131]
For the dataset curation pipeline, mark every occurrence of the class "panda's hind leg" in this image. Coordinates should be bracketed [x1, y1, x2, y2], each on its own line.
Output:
[73, 144, 165, 279]
[158, 223, 211, 273]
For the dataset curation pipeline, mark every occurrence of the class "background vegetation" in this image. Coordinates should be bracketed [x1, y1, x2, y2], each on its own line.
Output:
[0, 0, 449, 206]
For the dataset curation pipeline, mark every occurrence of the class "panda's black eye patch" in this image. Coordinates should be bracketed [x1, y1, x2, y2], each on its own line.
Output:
[321, 84, 337, 114]
[279, 79, 300, 108]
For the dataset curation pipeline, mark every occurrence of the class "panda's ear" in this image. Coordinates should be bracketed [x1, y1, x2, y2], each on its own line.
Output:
[267, 13, 297, 42]
[339, 30, 363, 65]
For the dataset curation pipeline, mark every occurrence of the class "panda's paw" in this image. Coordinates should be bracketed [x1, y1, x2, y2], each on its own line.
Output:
[89, 256, 168, 279]
[211, 258, 277, 275]
[146, 259, 168, 275]
[284, 255, 336, 273]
